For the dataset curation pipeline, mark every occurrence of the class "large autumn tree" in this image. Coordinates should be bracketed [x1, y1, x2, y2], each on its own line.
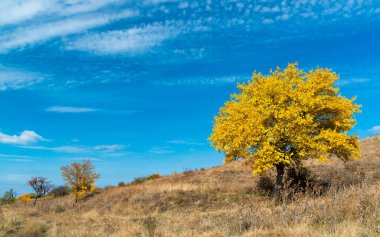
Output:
[209, 63, 360, 192]
[61, 159, 100, 203]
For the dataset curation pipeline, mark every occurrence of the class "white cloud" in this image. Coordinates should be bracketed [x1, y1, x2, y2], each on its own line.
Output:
[46, 106, 97, 113]
[0, 0, 52, 26]
[0, 66, 44, 90]
[66, 22, 182, 54]
[0, 0, 377, 54]
[0, 130, 45, 145]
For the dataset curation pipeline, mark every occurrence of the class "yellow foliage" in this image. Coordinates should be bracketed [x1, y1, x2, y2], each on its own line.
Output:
[17, 194, 31, 204]
[60, 160, 100, 202]
[209, 63, 361, 174]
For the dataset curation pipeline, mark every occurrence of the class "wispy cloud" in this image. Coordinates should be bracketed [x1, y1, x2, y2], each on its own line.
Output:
[21, 145, 88, 153]
[0, 0, 123, 27]
[157, 74, 249, 86]
[368, 126, 380, 135]
[2, 174, 30, 182]
[56, 0, 122, 16]
[66, 21, 182, 54]
[0, 130, 45, 145]
[94, 144, 127, 151]
[0, 154, 33, 163]
[21, 143, 128, 154]
[0, 65, 45, 90]
[0, 154, 31, 159]
[2, 0, 376, 55]
[46, 106, 97, 113]
[336, 78, 370, 86]
[149, 146, 175, 154]
[0, 0, 50, 27]
[46, 106, 138, 114]
[0, 9, 138, 52]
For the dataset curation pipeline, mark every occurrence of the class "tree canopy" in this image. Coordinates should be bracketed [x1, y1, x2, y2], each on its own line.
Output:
[61, 159, 100, 202]
[27, 176, 52, 206]
[209, 63, 361, 181]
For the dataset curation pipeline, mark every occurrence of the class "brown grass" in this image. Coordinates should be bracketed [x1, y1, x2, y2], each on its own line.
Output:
[1, 136, 380, 237]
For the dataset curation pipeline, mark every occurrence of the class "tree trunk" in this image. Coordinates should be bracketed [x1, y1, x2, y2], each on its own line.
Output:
[33, 197, 38, 206]
[274, 164, 285, 202]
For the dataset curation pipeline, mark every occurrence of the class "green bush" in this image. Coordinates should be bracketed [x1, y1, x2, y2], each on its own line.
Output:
[1, 189, 17, 204]
[130, 174, 161, 185]
[49, 185, 70, 197]
[118, 181, 127, 187]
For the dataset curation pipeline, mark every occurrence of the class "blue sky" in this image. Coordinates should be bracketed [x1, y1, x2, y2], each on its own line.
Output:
[0, 0, 380, 195]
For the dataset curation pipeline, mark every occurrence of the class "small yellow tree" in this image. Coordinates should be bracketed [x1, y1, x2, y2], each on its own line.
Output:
[17, 194, 31, 205]
[60, 159, 100, 203]
[209, 63, 361, 193]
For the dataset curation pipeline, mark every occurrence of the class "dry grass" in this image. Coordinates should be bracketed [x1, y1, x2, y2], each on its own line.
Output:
[1, 136, 380, 237]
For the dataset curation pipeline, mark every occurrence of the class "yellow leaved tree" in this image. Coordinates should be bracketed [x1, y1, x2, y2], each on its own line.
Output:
[209, 63, 361, 193]
[17, 194, 31, 205]
[60, 159, 100, 203]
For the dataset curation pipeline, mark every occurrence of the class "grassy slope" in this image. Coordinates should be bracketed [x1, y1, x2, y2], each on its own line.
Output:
[1, 136, 380, 237]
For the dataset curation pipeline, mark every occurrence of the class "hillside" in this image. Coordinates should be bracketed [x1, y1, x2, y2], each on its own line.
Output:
[1, 136, 380, 237]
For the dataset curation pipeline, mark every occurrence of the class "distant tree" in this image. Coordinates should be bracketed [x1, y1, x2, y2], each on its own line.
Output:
[118, 181, 127, 187]
[60, 159, 100, 203]
[209, 63, 361, 199]
[27, 176, 52, 206]
[1, 189, 17, 204]
[49, 185, 70, 197]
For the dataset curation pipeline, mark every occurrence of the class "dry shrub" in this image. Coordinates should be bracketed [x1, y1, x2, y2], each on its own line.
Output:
[256, 176, 275, 196]
[17, 220, 48, 237]
[142, 216, 158, 237]
[0, 211, 21, 235]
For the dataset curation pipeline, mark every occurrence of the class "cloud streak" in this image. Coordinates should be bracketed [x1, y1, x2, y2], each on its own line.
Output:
[0, 9, 138, 52]
[66, 21, 182, 54]
[21, 143, 128, 154]
[0, 0, 125, 27]
[94, 144, 127, 151]
[46, 106, 97, 113]
[369, 126, 380, 134]
[157, 74, 249, 86]
[0, 0, 50, 27]
[149, 146, 175, 155]
[336, 78, 371, 86]
[0, 65, 45, 90]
